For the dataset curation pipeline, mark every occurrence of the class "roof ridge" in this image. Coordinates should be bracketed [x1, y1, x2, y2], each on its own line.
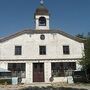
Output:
[0, 29, 85, 43]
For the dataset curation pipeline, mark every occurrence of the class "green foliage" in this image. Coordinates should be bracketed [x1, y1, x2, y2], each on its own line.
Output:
[0, 79, 12, 85]
[81, 33, 90, 70]
[76, 33, 85, 39]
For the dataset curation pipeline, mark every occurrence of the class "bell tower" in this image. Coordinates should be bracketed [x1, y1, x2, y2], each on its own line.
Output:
[34, 0, 50, 30]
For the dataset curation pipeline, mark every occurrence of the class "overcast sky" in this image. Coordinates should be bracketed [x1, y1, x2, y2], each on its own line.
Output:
[0, 0, 90, 37]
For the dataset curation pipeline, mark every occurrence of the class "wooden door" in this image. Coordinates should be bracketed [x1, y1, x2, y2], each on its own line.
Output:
[33, 63, 44, 82]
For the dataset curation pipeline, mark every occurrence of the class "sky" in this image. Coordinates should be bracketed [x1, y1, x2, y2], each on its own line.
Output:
[0, 0, 90, 37]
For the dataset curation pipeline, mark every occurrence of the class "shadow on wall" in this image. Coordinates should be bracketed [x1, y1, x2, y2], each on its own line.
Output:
[21, 86, 88, 90]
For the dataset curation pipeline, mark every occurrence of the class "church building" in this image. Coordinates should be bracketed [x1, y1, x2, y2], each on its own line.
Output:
[0, 1, 84, 84]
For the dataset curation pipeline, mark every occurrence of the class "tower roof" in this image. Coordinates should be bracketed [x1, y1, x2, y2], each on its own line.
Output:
[35, 0, 49, 15]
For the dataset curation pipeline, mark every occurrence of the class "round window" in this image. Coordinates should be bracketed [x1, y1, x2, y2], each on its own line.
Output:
[40, 35, 45, 40]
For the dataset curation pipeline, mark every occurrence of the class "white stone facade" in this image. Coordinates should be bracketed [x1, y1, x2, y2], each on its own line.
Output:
[0, 33, 84, 60]
[0, 32, 84, 83]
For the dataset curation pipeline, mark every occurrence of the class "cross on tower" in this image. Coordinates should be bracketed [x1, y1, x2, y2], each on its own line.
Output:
[40, 0, 44, 4]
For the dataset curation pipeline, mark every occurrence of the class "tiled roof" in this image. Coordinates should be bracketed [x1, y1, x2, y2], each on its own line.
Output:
[35, 4, 49, 15]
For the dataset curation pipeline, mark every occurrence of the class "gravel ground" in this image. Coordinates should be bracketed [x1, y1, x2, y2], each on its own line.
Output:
[0, 83, 90, 90]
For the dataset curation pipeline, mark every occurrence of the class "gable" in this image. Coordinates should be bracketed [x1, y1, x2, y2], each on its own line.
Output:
[0, 29, 85, 43]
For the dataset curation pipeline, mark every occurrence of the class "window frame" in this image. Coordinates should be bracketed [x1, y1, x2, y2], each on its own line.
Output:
[51, 62, 76, 77]
[39, 17, 46, 26]
[8, 63, 26, 78]
[63, 45, 70, 55]
[15, 46, 22, 55]
[39, 46, 46, 55]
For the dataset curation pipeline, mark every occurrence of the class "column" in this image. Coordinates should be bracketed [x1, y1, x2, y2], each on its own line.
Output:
[26, 62, 32, 84]
[44, 62, 51, 83]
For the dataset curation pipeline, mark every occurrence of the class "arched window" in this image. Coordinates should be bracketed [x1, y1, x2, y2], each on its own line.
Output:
[39, 17, 46, 26]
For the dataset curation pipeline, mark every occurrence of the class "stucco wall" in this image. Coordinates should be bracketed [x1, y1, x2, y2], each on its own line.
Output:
[0, 33, 84, 60]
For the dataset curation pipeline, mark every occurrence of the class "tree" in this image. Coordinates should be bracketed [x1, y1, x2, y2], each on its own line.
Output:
[76, 33, 84, 39]
[80, 33, 90, 80]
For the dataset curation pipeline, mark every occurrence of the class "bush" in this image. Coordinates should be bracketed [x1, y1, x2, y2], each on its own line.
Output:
[0, 79, 12, 85]
[73, 71, 87, 83]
